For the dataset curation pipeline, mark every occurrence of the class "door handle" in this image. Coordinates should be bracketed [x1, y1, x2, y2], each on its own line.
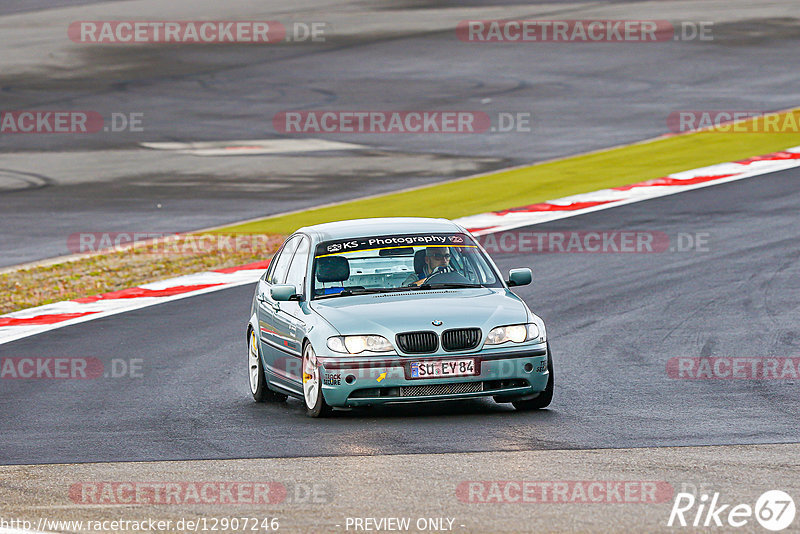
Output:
[257, 295, 279, 310]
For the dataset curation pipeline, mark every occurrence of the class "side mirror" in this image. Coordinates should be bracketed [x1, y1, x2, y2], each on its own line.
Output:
[507, 268, 532, 287]
[271, 284, 302, 302]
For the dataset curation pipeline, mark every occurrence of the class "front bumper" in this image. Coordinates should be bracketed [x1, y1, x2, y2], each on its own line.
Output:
[316, 343, 549, 407]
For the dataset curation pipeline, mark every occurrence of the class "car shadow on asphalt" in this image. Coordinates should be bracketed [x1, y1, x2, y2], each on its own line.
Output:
[266, 396, 561, 420]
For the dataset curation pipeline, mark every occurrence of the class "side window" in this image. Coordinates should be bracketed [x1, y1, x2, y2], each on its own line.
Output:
[266, 236, 300, 285]
[284, 237, 310, 293]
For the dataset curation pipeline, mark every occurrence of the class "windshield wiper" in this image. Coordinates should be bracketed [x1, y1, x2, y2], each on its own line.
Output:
[315, 287, 401, 299]
[414, 283, 482, 290]
[316, 284, 482, 299]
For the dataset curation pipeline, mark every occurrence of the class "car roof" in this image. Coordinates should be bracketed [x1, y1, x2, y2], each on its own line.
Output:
[297, 217, 463, 242]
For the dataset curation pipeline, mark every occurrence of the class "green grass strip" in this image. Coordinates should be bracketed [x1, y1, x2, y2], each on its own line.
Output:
[217, 109, 800, 235]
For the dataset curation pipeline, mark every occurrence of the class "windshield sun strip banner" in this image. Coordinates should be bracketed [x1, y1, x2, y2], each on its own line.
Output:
[315, 233, 475, 257]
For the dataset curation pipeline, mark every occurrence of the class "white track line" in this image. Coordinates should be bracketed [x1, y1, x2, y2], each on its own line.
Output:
[140, 138, 366, 156]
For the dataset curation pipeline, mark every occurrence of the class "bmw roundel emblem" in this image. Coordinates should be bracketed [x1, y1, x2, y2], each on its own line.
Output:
[432, 320, 443, 326]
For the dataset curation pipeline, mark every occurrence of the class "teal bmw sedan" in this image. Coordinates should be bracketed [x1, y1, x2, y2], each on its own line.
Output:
[247, 217, 552, 417]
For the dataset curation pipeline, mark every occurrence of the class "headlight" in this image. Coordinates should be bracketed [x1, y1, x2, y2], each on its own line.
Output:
[327, 335, 394, 354]
[485, 323, 540, 345]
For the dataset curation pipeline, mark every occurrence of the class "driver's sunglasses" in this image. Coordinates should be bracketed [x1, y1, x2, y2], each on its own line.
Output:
[428, 252, 451, 259]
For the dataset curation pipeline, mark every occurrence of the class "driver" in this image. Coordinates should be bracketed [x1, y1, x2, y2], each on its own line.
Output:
[405, 247, 454, 286]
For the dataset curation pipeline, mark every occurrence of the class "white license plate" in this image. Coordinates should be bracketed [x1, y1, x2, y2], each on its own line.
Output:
[409, 359, 477, 379]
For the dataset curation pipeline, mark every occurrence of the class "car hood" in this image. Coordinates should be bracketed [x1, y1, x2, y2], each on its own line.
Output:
[310, 288, 529, 337]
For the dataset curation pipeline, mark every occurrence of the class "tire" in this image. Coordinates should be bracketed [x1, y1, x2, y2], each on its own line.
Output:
[249, 328, 287, 403]
[513, 342, 554, 411]
[302, 342, 332, 418]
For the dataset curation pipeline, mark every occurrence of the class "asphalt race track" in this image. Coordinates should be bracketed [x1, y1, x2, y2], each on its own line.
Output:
[2, 0, 800, 265]
[2, 166, 798, 465]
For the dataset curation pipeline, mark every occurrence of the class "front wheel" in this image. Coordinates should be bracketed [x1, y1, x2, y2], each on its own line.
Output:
[513, 342, 554, 411]
[303, 342, 332, 418]
[249, 329, 287, 403]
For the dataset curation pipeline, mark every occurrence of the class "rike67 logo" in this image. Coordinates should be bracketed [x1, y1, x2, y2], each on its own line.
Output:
[668, 490, 795, 531]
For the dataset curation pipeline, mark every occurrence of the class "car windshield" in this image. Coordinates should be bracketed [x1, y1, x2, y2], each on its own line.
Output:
[311, 232, 502, 299]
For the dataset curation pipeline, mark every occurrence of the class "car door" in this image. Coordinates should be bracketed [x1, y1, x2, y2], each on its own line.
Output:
[271, 236, 311, 391]
[257, 235, 300, 391]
